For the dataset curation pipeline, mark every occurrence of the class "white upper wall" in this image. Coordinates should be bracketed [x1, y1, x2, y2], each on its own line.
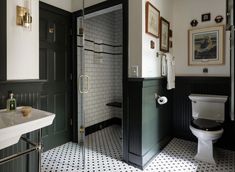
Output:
[38, 0, 173, 78]
[9, 0, 227, 80]
[172, 0, 230, 76]
[129, 0, 143, 77]
[141, 0, 173, 78]
[7, 0, 39, 80]
[129, 0, 173, 78]
[40, 0, 72, 12]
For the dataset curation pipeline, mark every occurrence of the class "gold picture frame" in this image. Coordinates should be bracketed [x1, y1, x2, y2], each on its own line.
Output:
[188, 25, 224, 66]
[146, 2, 160, 38]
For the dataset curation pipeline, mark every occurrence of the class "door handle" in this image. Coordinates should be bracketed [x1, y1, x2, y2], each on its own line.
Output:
[79, 75, 89, 94]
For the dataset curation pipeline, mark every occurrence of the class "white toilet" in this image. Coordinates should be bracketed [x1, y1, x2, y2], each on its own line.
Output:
[189, 94, 228, 164]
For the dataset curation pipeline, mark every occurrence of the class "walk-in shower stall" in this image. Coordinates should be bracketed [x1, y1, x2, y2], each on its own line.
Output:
[76, 3, 124, 167]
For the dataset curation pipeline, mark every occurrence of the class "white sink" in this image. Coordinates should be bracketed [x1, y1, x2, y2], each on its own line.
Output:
[0, 107, 55, 150]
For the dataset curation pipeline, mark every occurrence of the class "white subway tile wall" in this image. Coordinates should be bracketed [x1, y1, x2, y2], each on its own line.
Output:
[77, 10, 123, 127]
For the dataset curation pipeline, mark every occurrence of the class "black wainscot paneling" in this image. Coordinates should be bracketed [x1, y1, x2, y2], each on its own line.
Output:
[0, 81, 46, 172]
[128, 77, 173, 169]
[172, 76, 235, 151]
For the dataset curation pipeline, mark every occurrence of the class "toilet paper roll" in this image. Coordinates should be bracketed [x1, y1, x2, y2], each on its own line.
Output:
[157, 96, 168, 105]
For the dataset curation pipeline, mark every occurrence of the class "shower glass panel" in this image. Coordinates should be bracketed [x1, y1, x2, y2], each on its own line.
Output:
[77, 0, 86, 167]
[77, 3, 123, 168]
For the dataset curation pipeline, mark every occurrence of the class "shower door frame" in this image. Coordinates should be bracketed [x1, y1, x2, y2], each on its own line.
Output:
[71, 0, 129, 162]
[227, 0, 235, 121]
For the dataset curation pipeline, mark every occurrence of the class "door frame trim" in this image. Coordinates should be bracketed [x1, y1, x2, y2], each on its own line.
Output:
[71, 0, 129, 162]
[0, 0, 7, 81]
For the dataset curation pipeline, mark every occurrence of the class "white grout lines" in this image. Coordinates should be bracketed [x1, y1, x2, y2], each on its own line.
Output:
[42, 125, 235, 172]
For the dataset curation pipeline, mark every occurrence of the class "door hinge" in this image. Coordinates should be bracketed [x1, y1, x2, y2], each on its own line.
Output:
[70, 118, 73, 126]
[70, 73, 73, 80]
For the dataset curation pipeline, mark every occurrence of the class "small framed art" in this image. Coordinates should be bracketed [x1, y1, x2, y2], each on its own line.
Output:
[201, 13, 211, 22]
[146, 2, 160, 38]
[160, 17, 170, 52]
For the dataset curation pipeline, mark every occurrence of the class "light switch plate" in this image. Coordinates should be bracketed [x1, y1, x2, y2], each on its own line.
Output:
[131, 66, 139, 77]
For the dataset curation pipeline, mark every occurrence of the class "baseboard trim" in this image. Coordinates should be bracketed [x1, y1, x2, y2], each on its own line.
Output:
[85, 117, 122, 136]
[128, 136, 172, 169]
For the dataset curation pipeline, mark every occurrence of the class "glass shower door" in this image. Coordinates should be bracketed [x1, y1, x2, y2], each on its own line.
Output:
[77, 0, 87, 168]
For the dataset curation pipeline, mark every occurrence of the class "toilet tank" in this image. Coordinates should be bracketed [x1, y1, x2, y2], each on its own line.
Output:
[189, 94, 228, 122]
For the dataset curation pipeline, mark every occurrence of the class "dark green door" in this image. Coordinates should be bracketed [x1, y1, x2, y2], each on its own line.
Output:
[39, 3, 72, 151]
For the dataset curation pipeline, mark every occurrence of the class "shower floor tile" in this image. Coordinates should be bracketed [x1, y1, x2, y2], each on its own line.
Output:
[42, 125, 235, 172]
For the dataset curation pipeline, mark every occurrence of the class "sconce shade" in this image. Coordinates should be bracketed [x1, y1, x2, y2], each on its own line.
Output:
[23, 12, 32, 28]
[16, 5, 32, 28]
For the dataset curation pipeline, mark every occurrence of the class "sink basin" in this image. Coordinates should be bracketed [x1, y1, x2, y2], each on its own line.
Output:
[0, 107, 55, 150]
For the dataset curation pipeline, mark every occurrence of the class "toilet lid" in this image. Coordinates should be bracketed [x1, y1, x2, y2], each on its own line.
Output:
[191, 119, 222, 131]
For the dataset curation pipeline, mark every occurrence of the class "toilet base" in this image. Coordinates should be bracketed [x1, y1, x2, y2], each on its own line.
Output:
[194, 139, 217, 164]
[189, 125, 223, 164]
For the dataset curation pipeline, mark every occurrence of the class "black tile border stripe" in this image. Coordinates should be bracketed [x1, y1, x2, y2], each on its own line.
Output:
[85, 117, 122, 136]
[77, 46, 123, 55]
[77, 35, 122, 48]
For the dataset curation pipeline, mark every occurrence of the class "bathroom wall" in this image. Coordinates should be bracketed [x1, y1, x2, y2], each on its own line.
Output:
[77, 10, 123, 127]
[172, 0, 230, 76]
[7, 0, 39, 80]
[8, 0, 228, 79]
[71, 0, 174, 78]
[128, 0, 143, 78]
[129, 0, 174, 78]
[141, 0, 173, 77]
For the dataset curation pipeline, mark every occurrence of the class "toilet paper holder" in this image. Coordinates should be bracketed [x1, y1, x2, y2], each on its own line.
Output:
[154, 93, 168, 105]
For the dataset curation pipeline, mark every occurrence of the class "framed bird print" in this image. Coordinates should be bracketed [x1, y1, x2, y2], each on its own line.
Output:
[188, 25, 224, 65]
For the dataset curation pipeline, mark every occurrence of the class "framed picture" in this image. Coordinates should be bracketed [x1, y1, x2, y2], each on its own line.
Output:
[201, 13, 211, 22]
[146, 2, 160, 38]
[188, 25, 224, 66]
[160, 17, 170, 52]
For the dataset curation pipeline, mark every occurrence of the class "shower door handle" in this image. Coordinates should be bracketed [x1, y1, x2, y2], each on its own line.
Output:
[79, 75, 89, 94]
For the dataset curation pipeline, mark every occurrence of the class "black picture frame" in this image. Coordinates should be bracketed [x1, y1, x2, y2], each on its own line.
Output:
[160, 17, 170, 52]
[202, 13, 211, 22]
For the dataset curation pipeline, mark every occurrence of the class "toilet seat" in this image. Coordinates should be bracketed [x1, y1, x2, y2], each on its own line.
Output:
[191, 119, 222, 131]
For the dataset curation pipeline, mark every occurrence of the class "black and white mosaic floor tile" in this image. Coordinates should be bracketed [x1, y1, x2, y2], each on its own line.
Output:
[42, 125, 235, 172]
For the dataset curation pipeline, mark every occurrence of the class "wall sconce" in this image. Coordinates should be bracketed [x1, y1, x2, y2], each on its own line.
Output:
[16, 5, 32, 28]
